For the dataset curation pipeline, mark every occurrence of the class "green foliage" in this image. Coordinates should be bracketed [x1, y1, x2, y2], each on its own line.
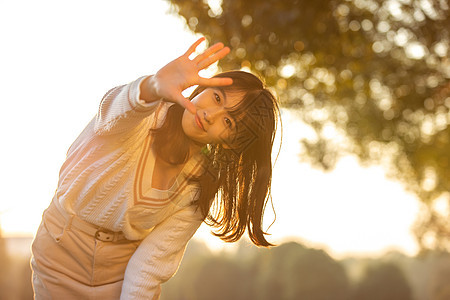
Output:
[168, 0, 450, 250]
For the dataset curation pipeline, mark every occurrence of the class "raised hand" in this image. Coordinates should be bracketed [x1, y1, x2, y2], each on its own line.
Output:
[143, 37, 232, 113]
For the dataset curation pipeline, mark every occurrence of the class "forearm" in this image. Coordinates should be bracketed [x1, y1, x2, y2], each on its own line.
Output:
[94, 76, 160, 136]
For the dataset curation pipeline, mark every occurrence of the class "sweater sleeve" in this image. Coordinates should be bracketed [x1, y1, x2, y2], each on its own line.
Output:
[94, 75, 161, 136]
[120, 205, 204, 300]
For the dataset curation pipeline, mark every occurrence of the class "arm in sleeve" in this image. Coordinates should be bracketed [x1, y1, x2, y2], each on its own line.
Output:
[94, 75, 161, 136]
[120, 205, 204, 300]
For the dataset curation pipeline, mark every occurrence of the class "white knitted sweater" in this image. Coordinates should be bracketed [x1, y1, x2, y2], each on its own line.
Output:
[54, 76, 205, 299]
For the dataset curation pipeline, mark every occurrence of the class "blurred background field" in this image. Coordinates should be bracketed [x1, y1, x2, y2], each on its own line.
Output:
[1, 236, 450, 300]
[1, 0, 449, 299]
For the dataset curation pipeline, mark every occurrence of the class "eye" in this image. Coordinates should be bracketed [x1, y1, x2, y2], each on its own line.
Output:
[224, 117, 233, 128]
[214, 92, 221, 103]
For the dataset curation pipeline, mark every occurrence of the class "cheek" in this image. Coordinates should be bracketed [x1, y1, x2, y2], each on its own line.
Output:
[181, 111, 206, 142]
[181, 111, 193, 134]
[209, 125, 229, 143]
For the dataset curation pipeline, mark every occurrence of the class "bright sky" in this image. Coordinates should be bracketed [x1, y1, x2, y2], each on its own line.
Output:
[0, 0, 421, 258]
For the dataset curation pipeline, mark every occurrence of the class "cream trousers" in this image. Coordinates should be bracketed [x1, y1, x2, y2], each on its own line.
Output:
[30, 200, 141, 300]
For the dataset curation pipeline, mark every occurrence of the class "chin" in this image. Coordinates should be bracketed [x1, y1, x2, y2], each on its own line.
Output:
[181, 117, 202, 144]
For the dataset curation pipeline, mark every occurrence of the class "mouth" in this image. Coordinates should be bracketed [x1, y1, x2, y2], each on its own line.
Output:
[195, 114, 206, 131]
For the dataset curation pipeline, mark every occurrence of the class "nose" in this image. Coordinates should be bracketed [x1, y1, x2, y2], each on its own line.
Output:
[203, 107, 223, 125]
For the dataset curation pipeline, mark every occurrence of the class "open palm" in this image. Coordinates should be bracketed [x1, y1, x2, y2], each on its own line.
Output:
[149, 37, 232, 113]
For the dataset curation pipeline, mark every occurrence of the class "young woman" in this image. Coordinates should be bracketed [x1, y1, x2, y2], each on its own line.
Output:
[30, 38, 280, 299]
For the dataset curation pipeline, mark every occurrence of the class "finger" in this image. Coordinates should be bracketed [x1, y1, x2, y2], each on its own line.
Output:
[175, 94, 197, 114]
[184, 37, 206, 57]
[197, 77, 233, 87]
[193, 42, 224, 63]
[197, 47, 231, 70]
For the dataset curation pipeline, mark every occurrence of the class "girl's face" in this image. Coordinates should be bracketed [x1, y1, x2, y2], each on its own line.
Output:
[182, 88, 242, 148]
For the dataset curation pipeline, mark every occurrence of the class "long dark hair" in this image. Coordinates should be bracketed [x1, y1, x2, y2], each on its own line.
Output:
[152, 71, 280, 247]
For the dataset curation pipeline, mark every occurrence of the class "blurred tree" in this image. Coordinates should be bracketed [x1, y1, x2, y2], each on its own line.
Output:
[351, 262, 412, 300]
[191, 256, 251, 299]
[417, 250, 450, 300]
[168, 0, 450, 250]
[162, 240, 252, 300]
[253, 242, 350, 300]
[162, 240, 350, 299]
[162, 240, 450, 300]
